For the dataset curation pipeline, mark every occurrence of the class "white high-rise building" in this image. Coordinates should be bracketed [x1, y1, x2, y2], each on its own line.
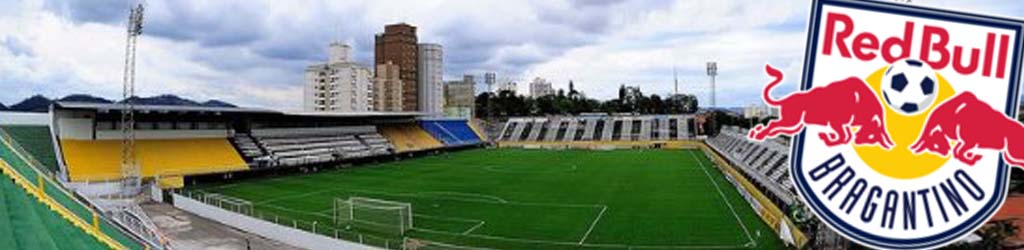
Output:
[529, 77, 554, 97]
[303, 42, 373, 112]
[744, 103, 779, 119]
[417, 43, 444, 115]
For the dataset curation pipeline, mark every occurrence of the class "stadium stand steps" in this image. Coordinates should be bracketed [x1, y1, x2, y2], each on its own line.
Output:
[707, 126, 797, 209]
[241, 126, 396, 168]
[378, 124, 444, 153]
[231, 133, 269, 163]
[0, 126, 58, 173]
[419, 120, 482, 146]
[500, 116, 694, 143]
[60, 139, 248, 182]
[0, 134, 145, 249]
[0, 175, 107, 250]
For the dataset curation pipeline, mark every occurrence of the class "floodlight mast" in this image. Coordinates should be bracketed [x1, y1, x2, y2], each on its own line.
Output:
[706, 62, 718, 109]
[121, 3, 144, 198]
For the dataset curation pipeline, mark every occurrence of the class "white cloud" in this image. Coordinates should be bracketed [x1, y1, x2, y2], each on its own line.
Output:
[0, 0, 1020, 109]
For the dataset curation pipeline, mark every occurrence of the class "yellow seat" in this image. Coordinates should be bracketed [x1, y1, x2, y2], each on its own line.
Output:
[380, 124, 443, 153]
[61, 139, 248, 182]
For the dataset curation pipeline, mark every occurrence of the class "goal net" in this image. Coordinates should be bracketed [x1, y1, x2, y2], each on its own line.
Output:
[334, 196, 413, 235]
[203, 193, 253, 215]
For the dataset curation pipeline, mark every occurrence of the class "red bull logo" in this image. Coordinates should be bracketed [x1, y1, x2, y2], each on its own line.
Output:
[750, 0, 1024, 249]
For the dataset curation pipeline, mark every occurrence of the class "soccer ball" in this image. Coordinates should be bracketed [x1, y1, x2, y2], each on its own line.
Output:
[882, 59, 938, 116]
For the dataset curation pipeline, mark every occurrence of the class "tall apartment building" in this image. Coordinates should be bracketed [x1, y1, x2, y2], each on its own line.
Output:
[529, 77, 554, 97]
[444, 75, 476, 118]
[375, 23, 419, 111]
[374, 62, 403, 112]
[417, 43, 444, 115]
[495, 81, 517, 94]
[303, 42, 373, 112]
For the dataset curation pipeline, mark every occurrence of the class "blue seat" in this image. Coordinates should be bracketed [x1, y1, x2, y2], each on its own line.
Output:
[419, 120, 481, 146]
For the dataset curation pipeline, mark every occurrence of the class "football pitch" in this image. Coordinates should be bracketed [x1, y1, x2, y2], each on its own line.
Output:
[188, 149, 784, 249]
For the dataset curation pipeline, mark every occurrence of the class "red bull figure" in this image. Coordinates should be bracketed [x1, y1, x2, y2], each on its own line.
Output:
[749, 64, 895, 149]
[910, 91, 1024, 167]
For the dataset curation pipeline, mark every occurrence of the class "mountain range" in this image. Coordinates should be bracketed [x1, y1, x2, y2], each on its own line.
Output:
[4, 94, 238, 113]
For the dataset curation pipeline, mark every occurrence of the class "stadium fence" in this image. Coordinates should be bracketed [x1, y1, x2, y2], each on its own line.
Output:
[177, 190, 403, 249]
[699, 143, 809, 247]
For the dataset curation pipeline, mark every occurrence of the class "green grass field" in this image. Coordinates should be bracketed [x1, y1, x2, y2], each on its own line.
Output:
[189, 149, 783, 249]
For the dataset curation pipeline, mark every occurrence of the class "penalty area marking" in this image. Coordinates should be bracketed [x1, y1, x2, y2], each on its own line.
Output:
[688, 151, 756, 247]
[482, 164, 578, 174]
[463, 221, 486, 235]
[577, 205, 607, 245]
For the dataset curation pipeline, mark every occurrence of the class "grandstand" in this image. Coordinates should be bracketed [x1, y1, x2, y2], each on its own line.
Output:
[240, 126, 395, 168]
[30, 102, 488, 249]
[706, 126, 797, 208]
[499, 115, 698, 143]
[0, 126, 58, 173]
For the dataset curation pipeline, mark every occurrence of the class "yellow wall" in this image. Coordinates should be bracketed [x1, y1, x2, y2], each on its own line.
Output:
[61, 138, 248, 182]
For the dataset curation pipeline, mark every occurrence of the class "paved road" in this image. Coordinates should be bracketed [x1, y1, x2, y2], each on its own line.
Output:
[142, 203, 305, 250]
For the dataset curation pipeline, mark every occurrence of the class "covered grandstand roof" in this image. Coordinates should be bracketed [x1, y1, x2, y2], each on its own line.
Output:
[281, 111, 427, 118]
[54, 101, 277, 115]
[55, 101, 431, 119]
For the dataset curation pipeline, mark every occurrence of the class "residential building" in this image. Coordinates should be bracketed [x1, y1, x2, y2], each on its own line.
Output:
[622, 85, 643, 104]
[374, 62, 404, 112]
[444, 76, 476, 118]
[417, 43, 444, 115]
[529, 77, 554, 97]
[495, 81, 517, 94]
[375, 23, 419, 111]
[303, 42, 373, 113]
[745, 103, 779, 119]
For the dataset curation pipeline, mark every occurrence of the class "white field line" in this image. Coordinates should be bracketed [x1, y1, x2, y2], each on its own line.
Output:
[482, 164, 578, 174]
[256, 187, 603, 209]
[462, 221, 486, 235]
[688, 151, 757, 247]
[416, 191, 508, 203]
[237, 153, 747, 249]
[577, 205, 608, 245]
[314, 207, 483, 224]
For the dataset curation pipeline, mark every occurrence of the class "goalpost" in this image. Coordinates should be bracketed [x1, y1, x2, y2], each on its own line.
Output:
[334, 196, 413, 235]
[204, 193, 254, 215]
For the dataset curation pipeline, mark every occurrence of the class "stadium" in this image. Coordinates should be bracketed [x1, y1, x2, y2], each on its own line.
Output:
[0, 101, 825, 250]
[2, 1, 1024, 247]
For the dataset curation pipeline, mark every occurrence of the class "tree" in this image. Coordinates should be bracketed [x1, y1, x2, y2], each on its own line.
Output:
[473, 83, 702, 118]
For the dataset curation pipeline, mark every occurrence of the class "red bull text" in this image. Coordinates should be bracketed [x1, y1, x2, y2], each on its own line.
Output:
[750, 0, 1024, 249]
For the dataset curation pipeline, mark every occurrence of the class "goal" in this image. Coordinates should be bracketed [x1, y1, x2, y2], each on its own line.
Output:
[334, 196, 413, 235]
[204, 193, 253, 215]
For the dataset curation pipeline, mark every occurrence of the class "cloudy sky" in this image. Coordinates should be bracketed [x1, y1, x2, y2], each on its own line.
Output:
[0, 0, 1021, 110]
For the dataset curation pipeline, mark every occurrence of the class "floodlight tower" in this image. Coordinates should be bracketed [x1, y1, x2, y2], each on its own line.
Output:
[706, 62, 718, 109]
[673, 66, 679, 96]
[120, 3, 144, 198]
